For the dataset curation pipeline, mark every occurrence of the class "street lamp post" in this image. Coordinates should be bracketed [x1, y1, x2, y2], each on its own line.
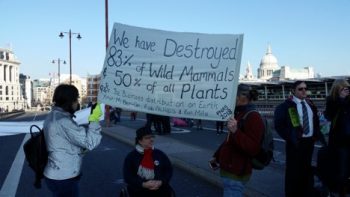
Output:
[59, 29, 82, 84]
[51, 58, 66, 84]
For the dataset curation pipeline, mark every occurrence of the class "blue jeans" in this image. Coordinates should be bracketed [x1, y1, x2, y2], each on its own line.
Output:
[222, 177, 245, 197]
[45, 177, 79, 197]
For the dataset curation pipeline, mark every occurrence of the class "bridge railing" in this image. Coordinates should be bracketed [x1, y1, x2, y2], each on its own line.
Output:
[0, 110, 25, 120]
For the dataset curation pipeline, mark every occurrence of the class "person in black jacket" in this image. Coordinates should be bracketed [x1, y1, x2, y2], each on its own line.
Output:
[274, 80, 322, 197]
[324, 79, 350, 197]
[123, 127, 173, 197]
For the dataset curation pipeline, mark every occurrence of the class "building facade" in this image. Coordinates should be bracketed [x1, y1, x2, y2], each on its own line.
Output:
[257, 45, 280, 80]
[0, 48, 24, 112]
[86, 74, 100, 105]
[32, 79, 51, 107]
[241, 45, 316, 82]
[19, 74, 32, 109]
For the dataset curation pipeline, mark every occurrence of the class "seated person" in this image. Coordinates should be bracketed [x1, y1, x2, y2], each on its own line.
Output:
[123, 127, 173, 197]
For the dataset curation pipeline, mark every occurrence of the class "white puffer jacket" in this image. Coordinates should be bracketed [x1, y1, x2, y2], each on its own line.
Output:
[43, 106, 102, 180]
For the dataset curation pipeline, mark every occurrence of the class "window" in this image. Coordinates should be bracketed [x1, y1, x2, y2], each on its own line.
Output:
[9, 67, 12, 82]
[4, 65, 6, 81]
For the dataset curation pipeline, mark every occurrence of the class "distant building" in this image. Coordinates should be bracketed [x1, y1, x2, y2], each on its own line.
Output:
[273, 66, 315, 81]
[32, 79, 51, 107]
[0, 47, 24, 111]
[31, 74, 88, 108]
[86, 74, 100, 105]
[19, 74, 32, 109]
[241, 45, 315, 82]
[257, 45, 280, 80]
[244, 61, 254, 80]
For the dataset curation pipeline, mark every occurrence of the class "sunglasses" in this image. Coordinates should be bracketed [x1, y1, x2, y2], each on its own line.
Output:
[297, 87, 308, 91]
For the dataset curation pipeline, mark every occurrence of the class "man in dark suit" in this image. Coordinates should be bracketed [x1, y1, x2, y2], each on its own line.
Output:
[274, 80, 322, 197]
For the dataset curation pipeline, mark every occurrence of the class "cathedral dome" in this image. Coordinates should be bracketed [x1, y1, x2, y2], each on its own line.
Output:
[259, 45, 278, 69]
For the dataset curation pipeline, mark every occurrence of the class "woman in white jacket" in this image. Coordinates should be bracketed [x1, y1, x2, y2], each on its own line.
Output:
[43, 84, 102, 197]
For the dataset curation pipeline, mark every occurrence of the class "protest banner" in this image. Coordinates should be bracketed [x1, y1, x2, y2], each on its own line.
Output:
[98, 23, 243, 121]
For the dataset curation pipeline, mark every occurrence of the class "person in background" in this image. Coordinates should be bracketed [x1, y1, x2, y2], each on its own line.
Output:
[324, 79, 350, 197]
[110, 107, 117, 124]
[274, 80, 322, 197]
[196, 119, 203, 130]
[145, 113, 155, 131]
[131, 112, 137, 120]
[216, 121, 224, 135]
[43, 84, 103, 197]
[115, 107, 122, 122]
[123, 127, 173, 197]
[160, 116, 171, 135]
[211, 84, 264, 197]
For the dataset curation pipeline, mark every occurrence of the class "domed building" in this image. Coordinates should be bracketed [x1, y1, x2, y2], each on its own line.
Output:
[251, 45, 315, 81]
[257, 45, 279, 80]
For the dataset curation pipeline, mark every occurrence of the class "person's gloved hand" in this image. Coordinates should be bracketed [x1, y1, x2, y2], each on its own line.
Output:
[88, 103, 102, 122]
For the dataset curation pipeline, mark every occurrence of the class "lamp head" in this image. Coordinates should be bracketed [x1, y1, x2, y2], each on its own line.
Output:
[59, 32, 64, 38]
[77, 34, 82, 40]
[51, 60, 55, 64]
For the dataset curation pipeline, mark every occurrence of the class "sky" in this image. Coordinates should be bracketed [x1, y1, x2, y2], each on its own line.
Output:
[1, 0, 350, 79]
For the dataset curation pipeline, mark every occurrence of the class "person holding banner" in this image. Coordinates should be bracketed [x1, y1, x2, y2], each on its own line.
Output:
[211, 84, 264, 197]
[123, 126, 173, 197]
[43, 84, 103, 197]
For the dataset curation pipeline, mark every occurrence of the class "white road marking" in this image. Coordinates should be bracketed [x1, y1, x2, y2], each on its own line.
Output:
[0, 134, 30, 197]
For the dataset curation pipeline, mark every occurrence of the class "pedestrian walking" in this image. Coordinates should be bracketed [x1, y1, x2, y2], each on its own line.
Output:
[274, 80, 322, 197]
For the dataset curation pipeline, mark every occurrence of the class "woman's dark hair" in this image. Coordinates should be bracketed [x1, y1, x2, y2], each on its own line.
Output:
[135, 127, 153, 145]
[53, 84, 79, 114]
[237, 84, 259, 101]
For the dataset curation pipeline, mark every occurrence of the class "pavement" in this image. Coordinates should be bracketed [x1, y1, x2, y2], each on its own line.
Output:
[102, 118, 285, 197]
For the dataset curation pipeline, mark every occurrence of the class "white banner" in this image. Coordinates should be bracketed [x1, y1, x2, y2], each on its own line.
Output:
[98, 23, 243, 121]
[0, 104, 105, 136]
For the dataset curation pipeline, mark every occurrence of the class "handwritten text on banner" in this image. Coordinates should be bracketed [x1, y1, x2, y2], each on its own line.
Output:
[98, 23, 244, 121]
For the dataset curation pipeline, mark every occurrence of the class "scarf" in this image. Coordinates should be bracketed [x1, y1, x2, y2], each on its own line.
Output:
[136, 145, 155, 180]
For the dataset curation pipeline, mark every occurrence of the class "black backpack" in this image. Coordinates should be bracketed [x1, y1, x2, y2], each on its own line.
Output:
[23, 125, 48, 188]
[240, 110, 274, 170]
